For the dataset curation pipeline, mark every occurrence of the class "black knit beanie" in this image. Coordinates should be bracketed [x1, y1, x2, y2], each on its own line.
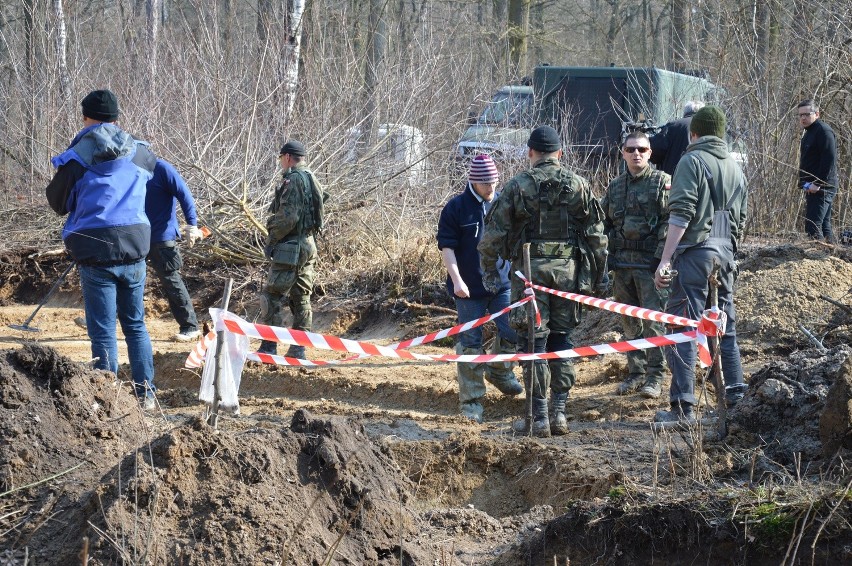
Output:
[81, 89, 120, 122]
[527, 126, 561, 152]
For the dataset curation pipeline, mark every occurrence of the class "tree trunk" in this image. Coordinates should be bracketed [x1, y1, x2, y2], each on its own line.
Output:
[53, 0, 70, 101]
[281, 0, 307, 123]
[507, 0, 530, 77]
[363, 0, 386, 145]
[670, 0, 687, 70]
[147, 0, 162, 95]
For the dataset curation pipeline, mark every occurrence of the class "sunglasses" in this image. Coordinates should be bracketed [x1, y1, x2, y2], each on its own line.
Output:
[623, 146, 650, 154]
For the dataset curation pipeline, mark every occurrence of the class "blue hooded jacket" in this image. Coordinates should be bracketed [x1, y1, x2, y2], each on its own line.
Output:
[47, 123, 156, 265]
[145, 159, 198, 244]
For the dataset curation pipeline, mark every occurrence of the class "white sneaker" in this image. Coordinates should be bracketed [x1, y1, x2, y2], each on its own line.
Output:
[141, 396, 156, 411]
[174, 329, 201, 342]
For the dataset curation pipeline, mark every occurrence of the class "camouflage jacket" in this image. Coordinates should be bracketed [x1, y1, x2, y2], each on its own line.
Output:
[266, 164, 324, 246]
[601, 165, 670, 268]
[478, 156, 607, 291]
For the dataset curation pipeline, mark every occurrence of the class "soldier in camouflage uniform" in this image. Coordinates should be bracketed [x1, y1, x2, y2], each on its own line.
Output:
[479, 126, 608, 437]
[601, 131, 671, 399]
[258, 140, 327, 359]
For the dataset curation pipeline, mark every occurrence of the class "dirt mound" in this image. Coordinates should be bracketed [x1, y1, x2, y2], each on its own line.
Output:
[727, 344, 852, 472]
[0, 343, 147, 490]
[735, 244, 852, 355]
[493, 490, 852, 565]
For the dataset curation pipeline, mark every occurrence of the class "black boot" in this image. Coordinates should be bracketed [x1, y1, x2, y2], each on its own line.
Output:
[285, 344, 306, 359]
[550, 392, 569, 435]
[257, 340, 277, 355]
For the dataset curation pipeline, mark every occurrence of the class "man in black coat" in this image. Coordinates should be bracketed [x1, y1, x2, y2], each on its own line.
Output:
[650, 101, 704, 175]
[797, 99, 839, 241]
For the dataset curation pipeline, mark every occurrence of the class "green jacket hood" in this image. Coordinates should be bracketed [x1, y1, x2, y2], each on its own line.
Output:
[684, 136, 729, 160]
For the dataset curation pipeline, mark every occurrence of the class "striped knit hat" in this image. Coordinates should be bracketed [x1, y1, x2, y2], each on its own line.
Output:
[468, 154, 499, 183]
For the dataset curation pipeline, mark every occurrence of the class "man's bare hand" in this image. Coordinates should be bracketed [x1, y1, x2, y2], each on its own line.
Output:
[654, 262, 676, 289]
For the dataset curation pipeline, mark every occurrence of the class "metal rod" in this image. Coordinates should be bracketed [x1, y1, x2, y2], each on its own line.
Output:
[9, 263, 75, 332]
[708, 261, 727, 439]
[523, 243, 534, 436]
[207, 278, 233, 428]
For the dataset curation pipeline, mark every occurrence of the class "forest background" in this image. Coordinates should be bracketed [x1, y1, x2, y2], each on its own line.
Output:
[0, 0, 849, 300]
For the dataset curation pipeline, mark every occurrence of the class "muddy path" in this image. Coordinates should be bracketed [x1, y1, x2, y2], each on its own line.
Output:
[1, 241, 851, 564]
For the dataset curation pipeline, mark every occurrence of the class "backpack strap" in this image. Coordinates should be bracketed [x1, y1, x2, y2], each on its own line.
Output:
[690, 153, 743, 212]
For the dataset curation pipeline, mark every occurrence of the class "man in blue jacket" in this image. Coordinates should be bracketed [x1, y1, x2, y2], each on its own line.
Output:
[437, 154, 522, 423]
[46, 89, 158, 410]
[145, 160, 204, 342]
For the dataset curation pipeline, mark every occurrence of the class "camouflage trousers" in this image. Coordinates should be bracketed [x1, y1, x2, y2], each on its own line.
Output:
[509, 256, 579, 398]
[613, 266, 667, 384]
[260, 244, 317, 332]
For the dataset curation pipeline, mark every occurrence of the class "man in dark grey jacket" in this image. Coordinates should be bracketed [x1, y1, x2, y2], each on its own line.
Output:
[797, 99, 838, 241]
[650, 101, 704, 175]
[653, 106, 748, 423]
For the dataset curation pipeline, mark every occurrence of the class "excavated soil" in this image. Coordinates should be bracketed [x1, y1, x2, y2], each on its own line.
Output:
[0, 240, 851, 565]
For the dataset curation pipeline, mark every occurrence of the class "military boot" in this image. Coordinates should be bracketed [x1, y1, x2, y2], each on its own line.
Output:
[285, 345, 306, 359]
[653, 401, 696, 424]
[511, 398, 550, 438]
[460, 400, 484, 424]
[550, 392, 569, 435]
[616, 373, 645, 395]
[257, 340, 277, 356]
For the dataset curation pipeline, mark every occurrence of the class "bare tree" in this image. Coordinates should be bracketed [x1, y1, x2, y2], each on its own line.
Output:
[281, 0, 307, 122]
[508, 0, 530, 75]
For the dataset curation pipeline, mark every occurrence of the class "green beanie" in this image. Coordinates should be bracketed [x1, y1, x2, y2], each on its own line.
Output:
[689, 105, 726, 138]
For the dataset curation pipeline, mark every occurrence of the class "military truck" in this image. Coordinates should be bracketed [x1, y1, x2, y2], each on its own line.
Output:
[455, 66, 726, 173]
[535, 66, 721, 164]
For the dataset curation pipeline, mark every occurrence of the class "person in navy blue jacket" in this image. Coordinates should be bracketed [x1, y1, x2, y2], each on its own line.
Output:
[437, 154, 522, 423]
[797, 99, 839, 241]
[145, 159, 204, 342]
[46, 89, 158, 409]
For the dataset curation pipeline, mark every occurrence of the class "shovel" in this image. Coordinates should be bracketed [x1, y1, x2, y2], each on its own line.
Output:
[9, 263, 75, 332]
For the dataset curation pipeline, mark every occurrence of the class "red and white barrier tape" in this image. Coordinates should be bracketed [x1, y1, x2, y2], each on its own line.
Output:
[184, 309, 702, 367]
[184, 273, 725, 369]
[515, 271, 700, 327]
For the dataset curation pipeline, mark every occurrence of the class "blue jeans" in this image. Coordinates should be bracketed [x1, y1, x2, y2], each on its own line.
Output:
[804, 190, 835, 241]
[665, 239, 743, 407]
[455, 291, 517, 351]
[79, 261, 155, 398]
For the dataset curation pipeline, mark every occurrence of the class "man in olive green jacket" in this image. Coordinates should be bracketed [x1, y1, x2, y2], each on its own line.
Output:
[653, 106, 748, 423]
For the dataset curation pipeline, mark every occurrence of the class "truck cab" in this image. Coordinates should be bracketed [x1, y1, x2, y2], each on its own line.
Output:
[455, 85, 534, 163]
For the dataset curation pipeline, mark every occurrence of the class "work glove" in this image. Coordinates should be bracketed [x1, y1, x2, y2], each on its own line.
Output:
[183, 225, 205, 247]
[482, 270, 502, 295]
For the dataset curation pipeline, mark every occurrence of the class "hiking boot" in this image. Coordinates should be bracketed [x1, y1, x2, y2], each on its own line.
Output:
[285, 345, 306, 360]
[550, 392, 569, 436]
[257, 340, 278, 356]
[486, 373, 524, 396]
[639, 381, 662, 399]
[725, 383, 749, 407]
[616, 374, 645, 395]
[174, 329, 201, 342]
[74, 316, 87, 329]
[653, 402, 696, 424]
[460, 401, 484, 424]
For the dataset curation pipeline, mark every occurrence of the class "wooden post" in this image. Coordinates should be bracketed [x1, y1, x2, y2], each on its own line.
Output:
[207, 278, 233, 429]
[523, 243, 534, 436]
[708, 262, 726, 439]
